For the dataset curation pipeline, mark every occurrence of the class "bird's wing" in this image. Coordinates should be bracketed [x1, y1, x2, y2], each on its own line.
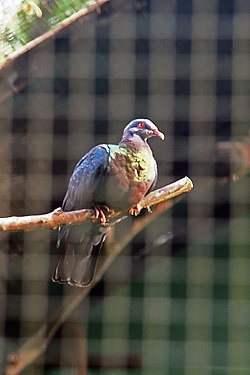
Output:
[54, 145, 111, 287]
[146, 157, 158, 194]
[62, 144, 110, 212]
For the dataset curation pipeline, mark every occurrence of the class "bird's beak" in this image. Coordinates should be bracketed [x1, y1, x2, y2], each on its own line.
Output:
[153, 129, 165, 140]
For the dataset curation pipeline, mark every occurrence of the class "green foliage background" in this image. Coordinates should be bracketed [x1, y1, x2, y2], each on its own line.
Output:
[0, 0, 98, 66]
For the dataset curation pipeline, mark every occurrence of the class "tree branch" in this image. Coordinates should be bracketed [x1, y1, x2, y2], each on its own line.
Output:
[3, 176, 193, 375]
[0, 176, 193, 232]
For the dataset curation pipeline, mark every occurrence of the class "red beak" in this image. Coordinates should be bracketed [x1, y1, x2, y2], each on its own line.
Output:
[153, 129, 165, 140]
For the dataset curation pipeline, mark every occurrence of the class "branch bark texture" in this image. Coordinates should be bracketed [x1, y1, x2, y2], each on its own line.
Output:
[0, 176, 193, 232]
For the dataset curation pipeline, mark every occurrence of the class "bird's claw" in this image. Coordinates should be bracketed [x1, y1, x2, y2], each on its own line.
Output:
[92, 205, 113, 225]
[129, 203, 142, 216]
[129, 204, 152, 216]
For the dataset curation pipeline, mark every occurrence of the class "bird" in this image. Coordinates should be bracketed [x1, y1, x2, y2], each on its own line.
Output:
[52, 119, 164, 287]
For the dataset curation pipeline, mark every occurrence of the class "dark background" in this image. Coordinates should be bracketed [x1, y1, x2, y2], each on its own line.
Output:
[0, 0, 249, 374]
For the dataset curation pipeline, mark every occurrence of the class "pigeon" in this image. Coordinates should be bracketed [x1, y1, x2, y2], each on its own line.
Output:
[52, 119, 164, 287]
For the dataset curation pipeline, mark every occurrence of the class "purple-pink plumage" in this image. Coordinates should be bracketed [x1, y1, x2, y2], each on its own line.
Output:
[53, 119, 164, 287]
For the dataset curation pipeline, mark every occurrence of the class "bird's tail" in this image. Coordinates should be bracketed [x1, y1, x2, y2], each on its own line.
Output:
[52, 225, 107, 287]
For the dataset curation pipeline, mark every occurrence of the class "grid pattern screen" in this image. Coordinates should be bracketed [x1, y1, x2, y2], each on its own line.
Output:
[0, 1, 249, 374]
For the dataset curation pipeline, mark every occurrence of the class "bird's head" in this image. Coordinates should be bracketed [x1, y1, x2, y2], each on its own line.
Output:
[123, 119, 165, 142]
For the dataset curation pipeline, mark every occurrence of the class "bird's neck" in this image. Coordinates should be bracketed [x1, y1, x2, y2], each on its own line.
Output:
[119, 133, 151, 154]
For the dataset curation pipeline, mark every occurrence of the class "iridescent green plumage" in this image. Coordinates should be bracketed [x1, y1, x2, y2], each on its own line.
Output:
[53, 119, 164, 287]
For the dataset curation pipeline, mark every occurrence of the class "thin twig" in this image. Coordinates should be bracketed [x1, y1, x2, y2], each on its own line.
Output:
[3, 176, 193, 375]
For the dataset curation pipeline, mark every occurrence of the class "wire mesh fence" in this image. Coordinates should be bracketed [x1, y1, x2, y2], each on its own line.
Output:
[0, 0, 250, 374]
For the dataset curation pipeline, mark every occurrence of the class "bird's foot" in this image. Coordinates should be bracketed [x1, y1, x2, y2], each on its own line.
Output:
[93, 205, 107, 224]
[93, 205, 113, 225]
[53, 207, 63, 215]
[129, 203, 142, 216]
[129, 204, 152, 216]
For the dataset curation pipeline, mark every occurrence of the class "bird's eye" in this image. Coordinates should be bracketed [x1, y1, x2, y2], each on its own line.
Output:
[138, 122, 145, 128]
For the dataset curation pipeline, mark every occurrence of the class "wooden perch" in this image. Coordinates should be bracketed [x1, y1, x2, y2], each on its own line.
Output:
[0, 176, 193, 232]
[3, 176, 193, 375]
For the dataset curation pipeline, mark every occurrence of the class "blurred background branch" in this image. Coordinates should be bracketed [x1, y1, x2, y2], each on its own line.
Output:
[3, 177, 193, 375]
[216, 135, 250, 181]
[0, 0, 109, 69]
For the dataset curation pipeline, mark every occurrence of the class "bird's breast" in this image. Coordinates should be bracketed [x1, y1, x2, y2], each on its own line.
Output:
[111, 148, 155, 181]
[102, 147, 156, 208]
